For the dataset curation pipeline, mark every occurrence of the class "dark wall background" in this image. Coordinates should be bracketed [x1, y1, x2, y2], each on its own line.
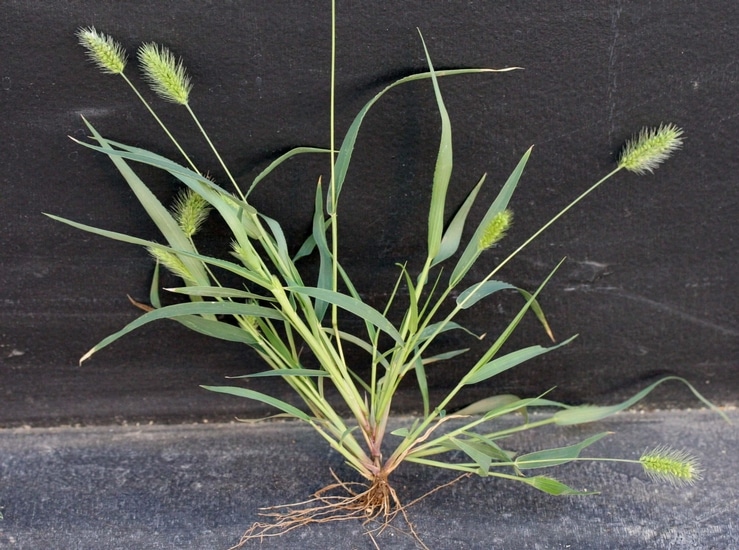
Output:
[2, 1, 737, 426]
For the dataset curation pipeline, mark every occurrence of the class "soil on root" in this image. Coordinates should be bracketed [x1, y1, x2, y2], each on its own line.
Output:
[228, 470, 470, 549]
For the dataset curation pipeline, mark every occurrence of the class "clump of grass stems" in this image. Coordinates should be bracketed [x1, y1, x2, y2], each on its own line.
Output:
[53, 16, 726, 548]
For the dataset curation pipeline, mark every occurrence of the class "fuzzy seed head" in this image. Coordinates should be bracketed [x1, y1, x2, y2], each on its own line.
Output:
[137, 43, 192, 104]
[639, 446, 702, 486]
[231, 241, 260, 272]
[478, 209, 513, 251]
[172, 189, 211, 238]
[618, 124, 684, 175]
[148, 247, 195, 283]
[76, 27, 127, 75]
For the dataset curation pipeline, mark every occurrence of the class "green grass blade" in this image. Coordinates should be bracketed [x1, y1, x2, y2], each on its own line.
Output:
[411, 355, 430, 417]
[450, 436, 491, 475]
[453, 394, 522, 416]
[417, 320, 482, 342]
[421, 348, 469, 365]
[465, 335, 578, 385]
[311, 180, 333, 321]
[45, 214, 270, 287]
[165, 286, 274, 301]
[417, 30, 453, 261]
[450, 146, 532, 287]
[460, 258, 566, 384]
[456, 280, 517, 308]
[175, 316, 259, 345]
[80, 301, 283, 363]
[149, 261, 163, 309]
[228, 369, 329, 379]
[521, 476, 597, 496]
[201, 385, 312, 422]
[431, 173, 486, 267]
[329, 67, 520, 213]
[80, 118, 209, 285]
[515, 432, 610, 470]
[287, 286, 402, 343]
[456, 280, 554, 340]
[246, 146, 332, 198]
[554, 376, 729, 425]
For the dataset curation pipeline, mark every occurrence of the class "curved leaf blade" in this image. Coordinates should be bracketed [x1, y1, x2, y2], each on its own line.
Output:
[201, 385, 312, 422]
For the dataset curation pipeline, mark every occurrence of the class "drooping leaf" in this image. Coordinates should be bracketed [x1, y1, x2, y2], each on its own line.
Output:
[286, 286, 402, 343]
[553, 376, 729, 425]
[310, 180, 333, 321]
[450, 436, 491, 475]
[201, 385, 312, 422]
[456, 280, 516, 309]
[421, 348, 470, 365]
[460, 258, 566, 384]
[227, 369, 329, 379]
[329, 67, 520, 212]
[80, 301, 283, 363]
[246, 146, 332, 198]
[45, 214, 270, 287]
[456, 280, 555, 341]
[453, 394, 522, 416]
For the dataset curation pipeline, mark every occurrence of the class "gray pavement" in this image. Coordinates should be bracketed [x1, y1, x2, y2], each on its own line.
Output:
[0, 410, 736, 549]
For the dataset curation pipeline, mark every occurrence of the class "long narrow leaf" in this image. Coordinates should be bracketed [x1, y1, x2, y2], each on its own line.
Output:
[330, 67, 520, 212]
[311, 180, 333, 320]
[515, 432, 610, 470]
[465, 334, 577, 385]
[431, 173, 486, 267]
[80, 301, 283, 363]
[418, 31, 453, 260]
[246, 146, 332, 198]
[81, 118, 210, 285]
[450, 147, 532, 287]
[165, 286, 274, 301]
[228, 369, 329, 379]
[456, 280, 554, 341]
[201, 385, 312, 422]
[520, 476, 597, 496]
[287, 286, 402, 343]
[553, 376, 729, 425]
[45, 214, 270, 287]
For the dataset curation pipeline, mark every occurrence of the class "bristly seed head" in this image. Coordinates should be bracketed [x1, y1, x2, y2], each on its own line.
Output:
[148, 247, 195, 283]
[639, 446, 702, 486]
[137, 43, 192, 105]
[618, 124, 684, 175]
[172, 188, 211, 238]
[478, 209, 513, 251]
[76, 26, 127, 75]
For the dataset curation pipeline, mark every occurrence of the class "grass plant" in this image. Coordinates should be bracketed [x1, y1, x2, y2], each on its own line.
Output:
[53, 13, 727, 548]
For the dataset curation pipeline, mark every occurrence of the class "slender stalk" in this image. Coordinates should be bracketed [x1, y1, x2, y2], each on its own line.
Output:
[119, 74, 199, 173]
[184, 104, 246, 201]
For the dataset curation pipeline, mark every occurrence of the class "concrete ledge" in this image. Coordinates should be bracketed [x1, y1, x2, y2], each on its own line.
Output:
[0, 410, 736, 549]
